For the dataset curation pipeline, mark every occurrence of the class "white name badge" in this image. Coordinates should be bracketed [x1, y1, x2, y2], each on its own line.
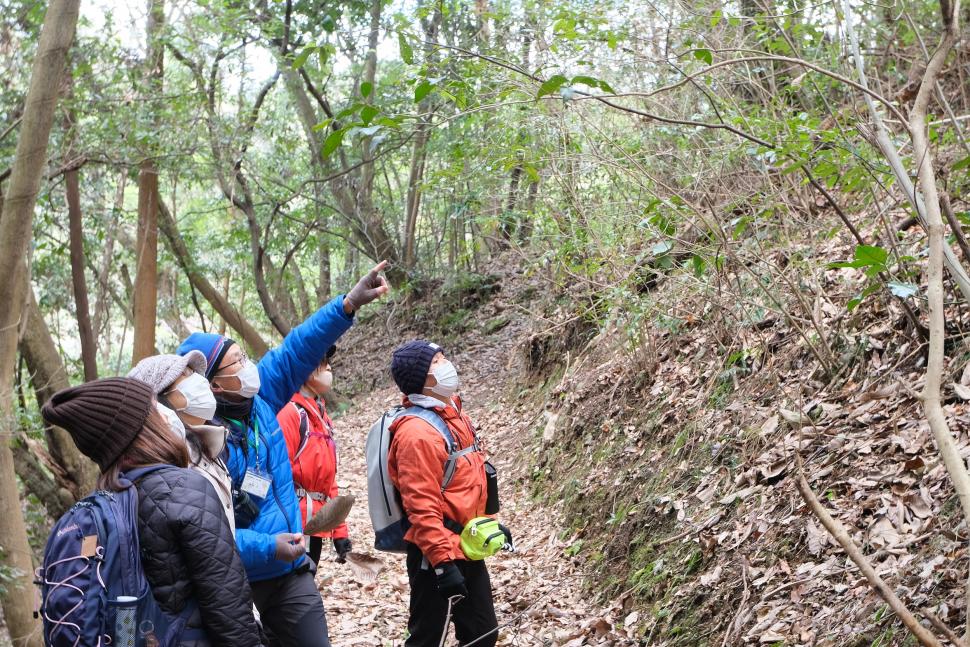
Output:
[241, 470, 272, 499]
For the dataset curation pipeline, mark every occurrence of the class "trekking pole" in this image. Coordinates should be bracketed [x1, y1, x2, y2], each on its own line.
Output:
[438, 594, 464, 647]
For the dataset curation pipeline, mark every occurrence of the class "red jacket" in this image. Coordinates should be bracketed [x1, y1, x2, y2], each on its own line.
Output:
[276, 392, 348, 539]
[387, 395, 488, 566]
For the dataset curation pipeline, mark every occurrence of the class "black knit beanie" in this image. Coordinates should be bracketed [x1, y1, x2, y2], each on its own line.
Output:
[41, 377, 155, 471]
[391, 340, 442, 395]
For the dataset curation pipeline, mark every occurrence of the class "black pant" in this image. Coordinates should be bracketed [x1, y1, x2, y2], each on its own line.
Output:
[308, 536, 324, 568]
[250, 565, 330, 647]
[405, 542, 497, 647]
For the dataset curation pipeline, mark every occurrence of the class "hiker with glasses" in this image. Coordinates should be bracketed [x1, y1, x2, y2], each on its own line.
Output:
[175, 262, 388, 647]
[128, 350, 234, 532]
[276, 344, 354, 570]
[39, 378, 261, 647]
[386, 340, 510, 647]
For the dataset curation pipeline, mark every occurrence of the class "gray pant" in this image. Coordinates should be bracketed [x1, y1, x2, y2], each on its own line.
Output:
[250, 566, 330, 647]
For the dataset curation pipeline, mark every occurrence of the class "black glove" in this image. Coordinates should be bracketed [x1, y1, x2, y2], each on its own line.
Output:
[333, 538, 352, 563]
[498, 524, 514, 551]
[434, 562, 467, 600]
[343, 261, 389, 312]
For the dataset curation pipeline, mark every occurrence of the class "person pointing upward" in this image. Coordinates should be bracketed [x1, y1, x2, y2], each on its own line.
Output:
[177, 262, 389, 647]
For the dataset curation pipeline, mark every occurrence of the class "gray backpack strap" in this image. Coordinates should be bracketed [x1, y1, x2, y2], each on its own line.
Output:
[441, 446, 478, 490]
[401, 407, 470, 491]
[401, 407, 456, 449]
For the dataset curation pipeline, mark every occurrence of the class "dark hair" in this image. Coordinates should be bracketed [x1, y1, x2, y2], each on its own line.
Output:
[98, 407, 190, 491]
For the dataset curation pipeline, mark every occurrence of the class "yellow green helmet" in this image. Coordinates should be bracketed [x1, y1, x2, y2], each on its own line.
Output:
[459, 517, 507, 561]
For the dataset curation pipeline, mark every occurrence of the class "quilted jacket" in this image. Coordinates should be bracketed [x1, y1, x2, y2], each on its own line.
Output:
[220, 295, 354, 582]
[135, 467, 261, 647]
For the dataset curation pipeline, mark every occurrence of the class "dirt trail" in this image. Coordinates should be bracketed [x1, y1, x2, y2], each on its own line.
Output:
[313, 307, 639, 646]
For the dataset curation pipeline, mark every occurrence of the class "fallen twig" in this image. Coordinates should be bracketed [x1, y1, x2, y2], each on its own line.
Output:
[921, 608, 969, 647]
[795, 468, 944, 646]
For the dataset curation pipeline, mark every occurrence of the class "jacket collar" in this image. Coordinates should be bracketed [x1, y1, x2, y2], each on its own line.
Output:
[186, 423, 228, 459]
[404, 393, 460, 415]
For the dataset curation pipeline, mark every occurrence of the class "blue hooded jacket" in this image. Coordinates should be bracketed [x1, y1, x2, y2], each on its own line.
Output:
[177, 295, 354, 582]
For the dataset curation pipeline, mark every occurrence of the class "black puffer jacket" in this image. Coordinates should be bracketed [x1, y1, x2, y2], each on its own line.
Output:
[135, 466, 261, 647]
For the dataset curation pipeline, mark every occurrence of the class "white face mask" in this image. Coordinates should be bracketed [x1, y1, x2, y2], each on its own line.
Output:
[157, 403, 186, 440]
[316, 369, 334, 391]
[428, 360, 459, 399]
[173, 372, 217, 421]
[219, 359, 261, 399]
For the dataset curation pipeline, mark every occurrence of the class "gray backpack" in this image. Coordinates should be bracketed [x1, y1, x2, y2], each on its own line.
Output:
[365, 406, 479, 552]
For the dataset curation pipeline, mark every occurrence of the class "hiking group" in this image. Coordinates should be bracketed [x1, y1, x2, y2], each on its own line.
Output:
[34, 261, 513, 647]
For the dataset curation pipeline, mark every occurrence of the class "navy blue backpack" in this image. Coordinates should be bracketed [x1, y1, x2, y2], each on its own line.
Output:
[36, 465, 203, 647]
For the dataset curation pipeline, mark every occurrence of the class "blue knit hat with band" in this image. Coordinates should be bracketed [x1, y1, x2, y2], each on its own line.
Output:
[391, 340, 442, 396]
[177, 333, 235, 380]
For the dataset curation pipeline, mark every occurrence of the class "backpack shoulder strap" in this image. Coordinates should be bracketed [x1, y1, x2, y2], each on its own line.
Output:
[400, 407, 474, 491]
[401, 407, 456, 450]
[292, 402, 311, 460]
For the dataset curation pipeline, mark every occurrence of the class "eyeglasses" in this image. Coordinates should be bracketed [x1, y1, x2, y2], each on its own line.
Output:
[215, 351, 249, 376]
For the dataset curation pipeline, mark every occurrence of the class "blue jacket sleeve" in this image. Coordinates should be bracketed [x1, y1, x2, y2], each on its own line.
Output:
[256, 295, 354, 413]
[235, 528, 277, 566]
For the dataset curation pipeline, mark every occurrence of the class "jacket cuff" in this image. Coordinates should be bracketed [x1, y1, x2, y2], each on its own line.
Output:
[331, 523, 349, 540]
[263, 533, 278, 564]
[331, 294, 355, 322]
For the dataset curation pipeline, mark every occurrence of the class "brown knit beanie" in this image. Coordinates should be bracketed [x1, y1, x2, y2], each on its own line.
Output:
[41, 377, 155, 471]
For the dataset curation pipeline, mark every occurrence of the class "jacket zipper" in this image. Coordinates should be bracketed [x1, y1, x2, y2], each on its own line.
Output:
[256, 428, 293, 535]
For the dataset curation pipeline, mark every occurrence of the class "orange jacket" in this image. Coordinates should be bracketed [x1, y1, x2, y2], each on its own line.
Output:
[387, 395, 488, 566]
[276, 392, 348, 539]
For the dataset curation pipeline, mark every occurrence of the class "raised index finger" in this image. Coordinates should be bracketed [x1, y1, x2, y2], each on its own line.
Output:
[369, 260, 389, 275]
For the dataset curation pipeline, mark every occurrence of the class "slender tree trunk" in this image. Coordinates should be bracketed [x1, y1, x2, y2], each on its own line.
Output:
[94, 170, 125, 362]
[219, 273, 230, 334]
[157, 199, 270, 356]
[0, 2, 79, 644]
[500, 161, 523, 243]
[907, 2, 970, 635]
[519, 179, 539, 244]
[402, 2, 442, 272]
[12, 434, 73, 518]
[291, 263, 312, 318]
[241, 199, 292, 337]
[21, 292, 98, 498]
[132, 0, 164, 364]
[317, 244, 331, 306]
[403, 130, 431, 270]
[66, 166, 97, 380]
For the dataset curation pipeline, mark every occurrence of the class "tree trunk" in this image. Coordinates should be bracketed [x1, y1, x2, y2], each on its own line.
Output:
[12, 434, 73, 518]
[219, 273, 230, 334]
[402, 4, 442, 271]
[240, 198, 292, 337]
[132, 0, 164, 365]
[158, 199, 271, 357]
[403, 128, 431, 270]
[317, 243, 331, 306]
[284, 14, 406, 286]
[499, 162, 523, 242]
[66, 166, 97, 380]
[21, 292, 98, 498]
[519, 179, 539, 244]
[291, 263, 312, 318]
[0, 2, 79, 644]
[94, 169, 126, 363]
